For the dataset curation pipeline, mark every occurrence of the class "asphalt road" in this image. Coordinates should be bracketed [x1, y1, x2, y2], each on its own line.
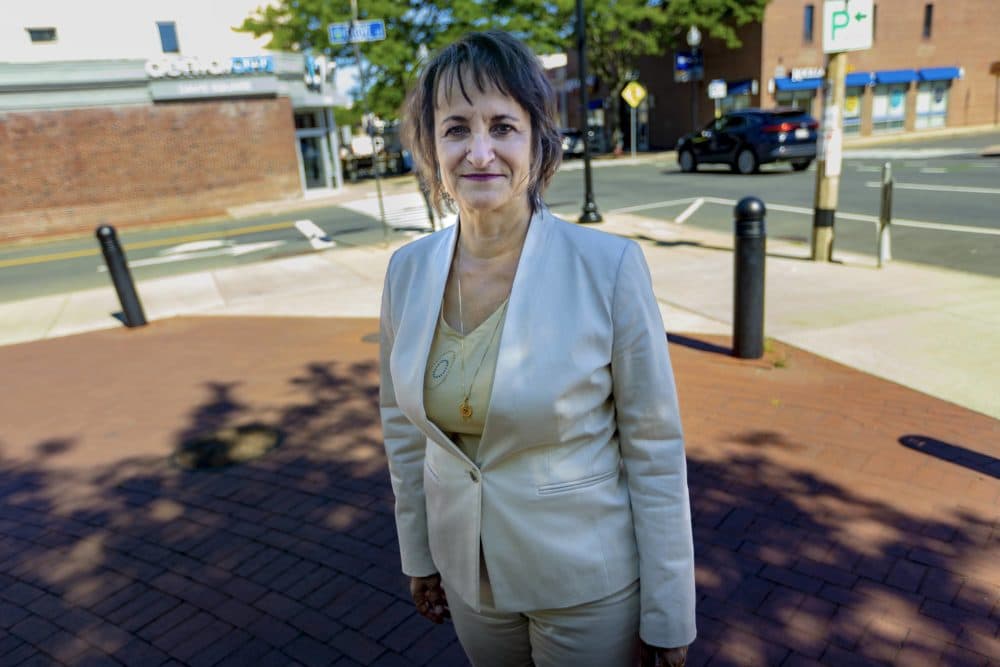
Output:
[1, 130, 998, 304]
[547, 130, 1000, 277]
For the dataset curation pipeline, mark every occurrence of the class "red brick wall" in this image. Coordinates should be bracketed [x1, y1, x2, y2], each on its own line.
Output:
[0, 98, 301, 241]
[761, 0, 999, 126]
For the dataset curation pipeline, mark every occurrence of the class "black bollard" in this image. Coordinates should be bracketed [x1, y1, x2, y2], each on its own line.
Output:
[733, 197, 766, 359]
[95, 225, 147, 327]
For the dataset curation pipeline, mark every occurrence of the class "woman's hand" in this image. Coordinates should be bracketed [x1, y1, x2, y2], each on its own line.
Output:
[410, 574, 450, 624]
[640, 642, 688, 667]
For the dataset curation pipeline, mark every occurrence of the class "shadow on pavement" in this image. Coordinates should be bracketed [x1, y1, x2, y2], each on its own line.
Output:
[900, 434, 1000, 480]
[1, 323, 997, 666]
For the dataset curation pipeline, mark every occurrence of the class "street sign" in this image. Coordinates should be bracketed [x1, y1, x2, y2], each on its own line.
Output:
[823, 0, 873, 53]
[707, 80, 727, 100]
[328, 19, 386, 45]
[621, 81, 647, 108]
[674, 52, 704, 83]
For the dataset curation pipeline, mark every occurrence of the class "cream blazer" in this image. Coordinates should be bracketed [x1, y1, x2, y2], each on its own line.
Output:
[379, 207, 697, 648]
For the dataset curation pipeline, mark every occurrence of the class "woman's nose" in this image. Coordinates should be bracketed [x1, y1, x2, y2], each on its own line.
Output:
[466, 133, 495, 167]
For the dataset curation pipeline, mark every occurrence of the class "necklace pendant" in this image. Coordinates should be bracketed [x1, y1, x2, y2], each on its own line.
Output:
[459, 398, 473, 420]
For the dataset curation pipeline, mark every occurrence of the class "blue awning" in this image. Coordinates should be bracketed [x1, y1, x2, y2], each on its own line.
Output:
[774, 77, 823, 91]
[845, 72, 874, 87]
[727, 79, 753, 95]
[919, 66, 961, 81]
[875, 69, 917, 84]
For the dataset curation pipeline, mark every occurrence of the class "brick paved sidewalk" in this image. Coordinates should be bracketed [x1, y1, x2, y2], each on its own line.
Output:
[0, 317, 997, 666]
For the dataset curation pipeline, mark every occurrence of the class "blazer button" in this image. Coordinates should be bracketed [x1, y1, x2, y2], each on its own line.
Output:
[469, 470, 479, 483]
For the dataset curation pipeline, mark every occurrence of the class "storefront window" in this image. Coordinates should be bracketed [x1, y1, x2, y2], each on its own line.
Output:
[843, 86, 863, 135]
[720, 93, 752, 115]
[872, 83, 907, 133]
[915, 81, 949, 129]
[775, 90, 816, 112]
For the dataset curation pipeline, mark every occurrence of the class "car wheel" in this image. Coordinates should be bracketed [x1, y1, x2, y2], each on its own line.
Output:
[791, 159, 812, 172]
[734, 148, 758, 175]
[678, 149, 697, 173]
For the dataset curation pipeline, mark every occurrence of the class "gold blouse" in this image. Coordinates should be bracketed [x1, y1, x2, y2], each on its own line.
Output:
[423, 299, 508, 463]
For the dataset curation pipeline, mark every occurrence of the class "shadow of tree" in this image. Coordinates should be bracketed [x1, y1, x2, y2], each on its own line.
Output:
[0, 357, 465, 666]
[685, 447, 999, 666]
[2, 340, 997, 667]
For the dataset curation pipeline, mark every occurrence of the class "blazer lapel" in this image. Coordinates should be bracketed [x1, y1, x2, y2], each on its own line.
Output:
[393, 223, 472, 463]
[478, 208, 554, 462]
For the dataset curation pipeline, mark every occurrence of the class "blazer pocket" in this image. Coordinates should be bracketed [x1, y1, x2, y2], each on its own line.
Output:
[537, 468, 618, 496]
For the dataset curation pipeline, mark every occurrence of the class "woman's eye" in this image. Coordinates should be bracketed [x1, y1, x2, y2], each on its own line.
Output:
[444, 126, 468, 137]
[492, 124, 514, 136]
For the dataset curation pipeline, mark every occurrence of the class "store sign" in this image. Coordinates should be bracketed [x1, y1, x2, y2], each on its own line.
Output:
[791, 67, 825, 81]
[145, 56, 275, 79]
[149, 77, 279, 101]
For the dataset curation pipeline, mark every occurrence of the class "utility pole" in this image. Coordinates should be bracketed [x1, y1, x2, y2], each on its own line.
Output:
[811, 51, 846, 261]
[576, 0, 602, 224]
[812, 0, 873, 261]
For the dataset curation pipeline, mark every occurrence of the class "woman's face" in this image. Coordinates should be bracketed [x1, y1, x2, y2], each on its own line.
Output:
[434, 75, 533, 217]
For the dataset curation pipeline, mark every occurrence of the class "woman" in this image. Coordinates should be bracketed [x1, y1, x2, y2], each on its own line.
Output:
[379, 31, 696, 667]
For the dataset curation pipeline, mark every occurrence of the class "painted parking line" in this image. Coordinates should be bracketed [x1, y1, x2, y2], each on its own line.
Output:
[698, 197, 1000, 236]
[0, 221, 295, 269]
[864, 181, 1000, 195]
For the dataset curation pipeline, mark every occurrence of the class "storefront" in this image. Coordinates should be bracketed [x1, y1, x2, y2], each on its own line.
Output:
[842, 72, 873, 135]
[0, 52, 347, 239]
[719, 79, 757, 115]
[772, 74, 824, 113]
[915, 67, 962, 129]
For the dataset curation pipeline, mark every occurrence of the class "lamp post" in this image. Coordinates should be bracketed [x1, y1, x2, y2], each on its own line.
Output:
[686, 25, 702, 132]
[576, 0, 602, 223]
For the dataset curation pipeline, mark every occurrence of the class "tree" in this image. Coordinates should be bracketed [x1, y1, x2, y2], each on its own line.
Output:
[236, 0, 572, 121]
[577, 0, 771, 148]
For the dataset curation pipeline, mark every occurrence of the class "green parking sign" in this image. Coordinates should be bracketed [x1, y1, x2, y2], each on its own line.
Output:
[823, 0, 873, 53]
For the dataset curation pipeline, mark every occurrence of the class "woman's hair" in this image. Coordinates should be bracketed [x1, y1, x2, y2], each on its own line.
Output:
[402, 30, 562, 215]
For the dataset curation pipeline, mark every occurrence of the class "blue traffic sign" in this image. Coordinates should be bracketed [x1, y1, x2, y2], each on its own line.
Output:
[328, 20, 386, 45]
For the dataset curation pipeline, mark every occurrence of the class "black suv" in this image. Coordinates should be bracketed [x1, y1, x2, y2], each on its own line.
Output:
[676, 108, 818, 174]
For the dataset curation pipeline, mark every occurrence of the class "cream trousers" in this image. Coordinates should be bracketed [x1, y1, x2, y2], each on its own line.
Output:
[446, 572, 640, 667]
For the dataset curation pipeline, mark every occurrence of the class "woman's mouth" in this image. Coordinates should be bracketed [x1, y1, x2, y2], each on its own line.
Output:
[461, 174, 503, 181]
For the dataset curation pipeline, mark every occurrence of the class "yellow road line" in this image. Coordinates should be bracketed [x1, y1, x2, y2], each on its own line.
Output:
[0, 221, 295, 269]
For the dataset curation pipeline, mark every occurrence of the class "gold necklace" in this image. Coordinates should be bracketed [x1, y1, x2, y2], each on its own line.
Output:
[456, 270, 507, 421]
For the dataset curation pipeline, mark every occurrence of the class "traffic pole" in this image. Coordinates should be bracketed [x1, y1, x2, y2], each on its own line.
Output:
[811, 50, 847, 262]
[350, 0, 388, 244]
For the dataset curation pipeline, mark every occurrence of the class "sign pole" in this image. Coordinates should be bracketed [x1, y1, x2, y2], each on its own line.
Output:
[349, 0, 388, 244]
[811, 50, 846, 262]
[630, 105, 637, 160]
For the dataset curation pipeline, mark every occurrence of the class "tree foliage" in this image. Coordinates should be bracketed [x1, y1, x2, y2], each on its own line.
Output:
[578, 0, 770, 140]
[237, 0, 571, 120]
[236, 0, 770, 130]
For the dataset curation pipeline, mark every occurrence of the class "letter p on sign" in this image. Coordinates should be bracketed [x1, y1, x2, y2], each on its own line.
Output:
[823, 0, 873, 53]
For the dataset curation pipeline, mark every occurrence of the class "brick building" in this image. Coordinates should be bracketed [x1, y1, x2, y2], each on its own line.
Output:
[0, 1, 346, 241]
[557, 0, 998, 150]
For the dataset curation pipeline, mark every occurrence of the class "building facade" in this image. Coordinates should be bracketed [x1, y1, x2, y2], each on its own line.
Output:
[0, 1, 348, 241]
[559, 0, 997, 151]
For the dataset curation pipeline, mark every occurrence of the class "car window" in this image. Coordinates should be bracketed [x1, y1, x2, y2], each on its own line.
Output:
[722, 116, 746, 131]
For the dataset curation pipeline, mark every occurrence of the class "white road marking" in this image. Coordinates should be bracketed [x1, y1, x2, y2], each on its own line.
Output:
[698, 197, 1000, 236]
[864, 181, 1000, 195]
[294, 219, 336, 249]
[856, 166, 882, 173]
[162, 240, 228, 254]
[842, 148, 979, 159]
[920, 167, 948, 174]
[674, 198, 704, 224]
[607, 198, 698, 215]
[97, 240, 286, 271]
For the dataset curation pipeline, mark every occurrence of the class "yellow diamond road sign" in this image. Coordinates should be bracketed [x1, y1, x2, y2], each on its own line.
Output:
[621, 81, 647, 108]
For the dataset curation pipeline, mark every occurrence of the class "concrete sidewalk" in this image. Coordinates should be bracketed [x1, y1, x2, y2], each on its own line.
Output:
[3, 205, 998, 420]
